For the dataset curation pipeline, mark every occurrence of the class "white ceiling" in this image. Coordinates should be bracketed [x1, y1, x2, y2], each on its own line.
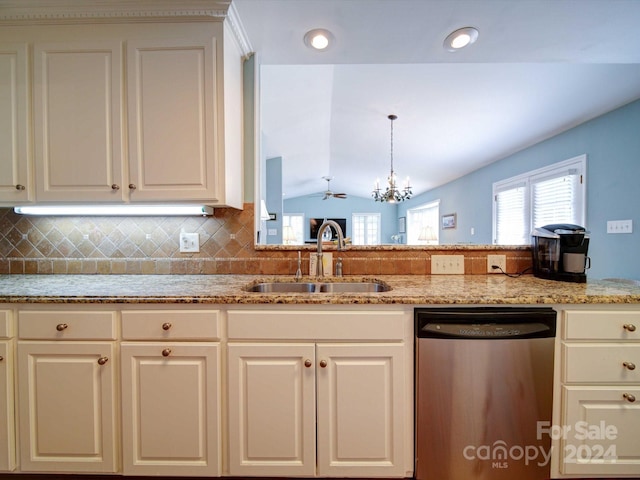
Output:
[232, 0, 640, 199]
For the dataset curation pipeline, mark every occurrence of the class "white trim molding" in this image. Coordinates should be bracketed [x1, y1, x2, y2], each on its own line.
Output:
[0, 0, 231, 24]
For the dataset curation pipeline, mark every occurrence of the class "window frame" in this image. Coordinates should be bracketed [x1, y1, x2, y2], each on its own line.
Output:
[351, 212, 381, 245]
[407, 199, 440, 245]
[492, 154, 586, 245]
[282, 213, 305, 245]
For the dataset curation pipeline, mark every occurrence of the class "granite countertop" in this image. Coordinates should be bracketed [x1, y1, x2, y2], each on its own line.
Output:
[1, 274, 640, 305]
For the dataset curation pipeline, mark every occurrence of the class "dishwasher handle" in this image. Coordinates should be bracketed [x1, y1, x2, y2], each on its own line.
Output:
[419, 321, 554, 339]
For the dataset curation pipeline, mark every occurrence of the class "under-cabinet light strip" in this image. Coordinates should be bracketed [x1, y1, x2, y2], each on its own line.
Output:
[14, 205, 214, 216]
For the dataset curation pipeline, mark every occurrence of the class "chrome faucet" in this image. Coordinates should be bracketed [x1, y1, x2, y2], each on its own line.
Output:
[316, 220, 346, 277]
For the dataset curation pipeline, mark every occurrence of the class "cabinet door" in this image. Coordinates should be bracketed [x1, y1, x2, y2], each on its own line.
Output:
[227, 343, 316, 477]
[562, 386, 640, 475]
[316, 343, 405, 477]
[121, 342, 220, 476]
[17, 341, 117, 472]
[33, 41, 123, 202]
[0, 341, 16, 472]
[127, 37, 218, 202]
[0, 43, 30, 204]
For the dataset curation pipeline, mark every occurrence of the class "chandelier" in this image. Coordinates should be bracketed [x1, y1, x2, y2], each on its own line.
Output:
[372, 114, 412, 203]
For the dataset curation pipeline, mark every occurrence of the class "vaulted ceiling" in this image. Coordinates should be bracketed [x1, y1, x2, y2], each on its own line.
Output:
[233, 0, 640, 199]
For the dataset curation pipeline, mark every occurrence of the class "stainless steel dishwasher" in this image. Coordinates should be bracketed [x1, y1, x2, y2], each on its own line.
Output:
[415, 307, 556, 480]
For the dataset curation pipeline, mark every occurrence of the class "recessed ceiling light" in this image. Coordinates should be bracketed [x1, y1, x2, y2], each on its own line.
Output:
[444, 27, 479, 52]
[304, 28, 334, 51]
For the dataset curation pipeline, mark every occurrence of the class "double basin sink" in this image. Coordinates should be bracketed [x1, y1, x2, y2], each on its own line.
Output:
[246, 279, 391, 294]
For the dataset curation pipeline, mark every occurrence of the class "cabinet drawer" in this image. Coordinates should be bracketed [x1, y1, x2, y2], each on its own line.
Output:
[228, 309, 407, 340]
[563, 343, 640, 383]
[0, 310, 13, 339]
[564, 310, 640, 340]
[122, 310, 220, 340]
[18, 311, 117, 340]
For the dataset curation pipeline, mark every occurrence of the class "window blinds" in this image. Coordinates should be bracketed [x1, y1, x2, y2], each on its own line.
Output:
[493, 156, 585, 245]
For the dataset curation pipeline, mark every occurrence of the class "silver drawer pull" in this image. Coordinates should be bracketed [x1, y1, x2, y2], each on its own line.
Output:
[623, 393, 636, 403]
[162, 349, 172, 357]
[623, 362, 636, 371]
[162, 322, 172, 331]
[623, 324, 637, 332]
[56, 323, 68, 331]
[97, 357, 109, 366]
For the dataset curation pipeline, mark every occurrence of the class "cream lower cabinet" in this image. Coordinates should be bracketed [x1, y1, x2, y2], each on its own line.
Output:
[227, 308, 411, 478]
[0, 309, 16, 472]
[120, 310, 221, 476]
[17, 310, 118, 473]
[555, 309, 640, 476]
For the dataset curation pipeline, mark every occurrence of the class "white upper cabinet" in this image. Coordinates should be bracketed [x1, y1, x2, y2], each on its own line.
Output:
[127, 36, 219, 202]
[0, 43, 30, 205]
[0, 2, 247, 208]
[33, 40, 124, 202]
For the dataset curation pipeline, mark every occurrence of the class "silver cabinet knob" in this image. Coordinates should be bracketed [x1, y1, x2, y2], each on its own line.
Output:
[319, 360, 327, 368]
[623, 324, 637, 332]
[111, 184, 120, 190]
[129, 184, 137, 190]
[97, 357, 109, 366]
[56, 323, 68, 331]
[623, 362, 636, 371]
[623, 393, 636, 403]
[162, 348, 172, 357]
[16, 184, 25, 191]
[304, 359, 312, 368]
[162, 322, 172, 331]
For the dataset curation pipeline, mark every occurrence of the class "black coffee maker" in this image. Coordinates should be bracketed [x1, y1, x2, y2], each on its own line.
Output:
[531, 224, 590, 283]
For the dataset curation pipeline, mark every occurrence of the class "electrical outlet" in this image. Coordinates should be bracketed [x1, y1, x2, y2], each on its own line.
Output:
[179, 232, 199, 253]
[431, 255, 465, 274]
[487, 254, 507, 273]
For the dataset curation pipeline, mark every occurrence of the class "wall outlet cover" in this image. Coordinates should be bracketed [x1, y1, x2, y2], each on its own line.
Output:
[487, 254, 507, 273]
[179, 232, 199, 253]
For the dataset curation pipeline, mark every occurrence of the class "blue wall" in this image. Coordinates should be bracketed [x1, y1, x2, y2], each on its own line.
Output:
[399, 98, 640, 280]
[284, 195, 400, 243]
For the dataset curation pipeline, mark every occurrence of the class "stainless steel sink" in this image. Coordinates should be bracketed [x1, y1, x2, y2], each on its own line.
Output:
[318, 282, 390, 293]
[246, 282, 317, 293]
[245, 280, 390, 293]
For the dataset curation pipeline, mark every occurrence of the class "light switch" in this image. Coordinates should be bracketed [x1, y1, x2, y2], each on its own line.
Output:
[607, 220, 633, 234]
[431, 255, 465, 274]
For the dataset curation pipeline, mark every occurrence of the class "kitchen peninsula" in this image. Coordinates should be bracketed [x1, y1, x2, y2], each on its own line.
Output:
[1, 274, 640, 478]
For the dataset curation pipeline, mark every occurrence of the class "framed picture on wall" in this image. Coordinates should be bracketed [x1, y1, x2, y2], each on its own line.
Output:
[442, 213, 457, 229]
[398, 217, 406, 233]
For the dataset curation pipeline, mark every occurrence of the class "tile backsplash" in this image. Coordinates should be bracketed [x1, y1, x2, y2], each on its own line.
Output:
[0, 204, 531, 275]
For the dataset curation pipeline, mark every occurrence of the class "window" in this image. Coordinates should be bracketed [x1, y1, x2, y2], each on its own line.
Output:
[407, 200, 440, 245]
[352, 213, 381, 245]
[282, 214, 304, 245]
[492, 155, 586, 245]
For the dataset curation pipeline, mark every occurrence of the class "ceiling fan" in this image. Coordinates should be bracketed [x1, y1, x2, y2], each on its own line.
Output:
[319, 176, 347, 200]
